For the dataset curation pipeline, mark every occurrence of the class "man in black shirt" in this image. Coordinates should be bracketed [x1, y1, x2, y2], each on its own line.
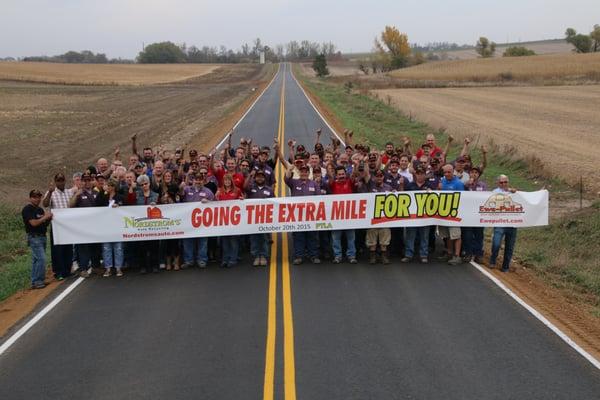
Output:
[22, 190, 53, 289]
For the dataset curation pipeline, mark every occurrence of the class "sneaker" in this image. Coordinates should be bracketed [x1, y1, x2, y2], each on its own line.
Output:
[437, 254, 451, 262]
[348, 257, 358, 264]
[332, 257, 341, 264]
[71, 261, 79, 273]
[103, 269, 112, 278]
[488, 263, 496, 270]
[311, 257, 321, 264]
[56, 275, 65, 281]
[220, 262, 228, 268]
[253, 257, 261, 267]
[462, 255, 473, 263]
[501, 267, 509, 273]
[173, 264, 180, 271]
[180, 262, 193, 269]
[400, 257, 411, 263]
[381, 252, 391, 265]
[473, 256, 484, 264]
[159, 263, 166, 270]
[198, 261, 207, 269]
[116, 268, 123, 277]
[79, 271, 90, 278]
[260, 256, 268, 266]
[293, 257, 303, 265]
[369, 252, 377, 265]
[448, 256, 461, 266]
[139, 268, 148, 275]
[420, 257, 429, 264]
[31, 282, 46, 289]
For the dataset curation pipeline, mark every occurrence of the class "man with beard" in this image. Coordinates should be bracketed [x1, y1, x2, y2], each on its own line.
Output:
[245, 169, 275, 266]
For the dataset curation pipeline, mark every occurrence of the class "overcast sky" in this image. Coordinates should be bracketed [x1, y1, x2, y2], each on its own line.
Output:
[1, 0, 597, 58]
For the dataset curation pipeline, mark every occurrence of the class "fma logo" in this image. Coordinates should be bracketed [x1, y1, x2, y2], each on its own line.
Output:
[479, 193, 524, 214]
[123, 207, 182, 229]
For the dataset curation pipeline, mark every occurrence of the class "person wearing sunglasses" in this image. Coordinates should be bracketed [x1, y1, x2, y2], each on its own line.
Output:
[489, 175, 518, 272]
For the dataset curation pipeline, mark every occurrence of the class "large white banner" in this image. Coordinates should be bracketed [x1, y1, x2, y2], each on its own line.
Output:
[52, 190, 548, 244]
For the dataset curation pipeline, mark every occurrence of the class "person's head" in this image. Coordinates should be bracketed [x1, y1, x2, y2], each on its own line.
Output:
[309, 153, 320, 168]
[426, 133, 436, 148]
[134, 162, 144, 175]
[97, 158, 109, 173]
[254, 170, 266, 186]
[162, 170, 173, 184]
[114, 166, 127, 181]
[189, 160, 199, 173]
[368, 153, 378, 169]
[136, 174, 150, 191]
[399, 154, 410, 170]
[111, 159, 123, 171]
[420, 143, 431, 156]
[222, 173, 234, 190]
[72, 172, 83, 189]
[324, 151, 334, 164]
[125, 171, 136, 186]
[189, 149, 198, 160]
[315, 142, 324, 154]
[29, 189, 43, 206]
[129, 155, 139, 167]
[374, 169, 385, 185]
[388, 160, 399, 174]
[430, 157, 441, 171]
[298, 165, 309, 180]
[337, 153, 349, 166]
[497, 174, 509, 188]
[226, 158, 237, 172]
[470, 167, 481, 181]
[240, 159, 250, 173]
[54, 173, 66, 190]
[418, 155, 429, 165]
[211, 160, 223, 173]
[455, 156, 466, 172]
[442, 164, 455, 180]
[335, 166, 347, 181]
[107, 178, 118, 194]
[294, 154, 305, 169]
[385, 142, 394, 155]
[463, 154, 472, 169]
[197, 154, 208, 167]
[161, 150, 171, 163]
[95, 174, 106, 189]
[142, 147, 153, 162]
[326, 162, 336, 176]
[414, 166, 427, 183]
[81, 173, 93, 189]
[153, 160, 164, 176]
[235, 147, 245, 160]
[197, 167, 209, 186]
[251, 144, 260, 158]
[345, 145, 353, 156]
[259, 148, 270, 163]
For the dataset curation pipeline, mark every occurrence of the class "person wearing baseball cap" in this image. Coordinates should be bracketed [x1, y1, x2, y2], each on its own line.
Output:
[22, 189, 53, 289]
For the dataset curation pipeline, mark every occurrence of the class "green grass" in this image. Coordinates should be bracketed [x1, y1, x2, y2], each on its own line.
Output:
[296, 65, 599, 315]
[0, 205, 36, 302]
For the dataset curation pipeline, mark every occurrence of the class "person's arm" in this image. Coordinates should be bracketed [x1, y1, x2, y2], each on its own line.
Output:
[443, 134, 454, 159]
[27, 209, 53, 227]
[131, 134, 139, 158]
[69, 190, 81, 208]
[314, 129, 322, 148]
[114, 146, 121, 162]
[403, 137, 412, 157]
[42, 183, 54, 208]
[275, 141, 293, 170]
[460, 137, 470, 157]
[480, 145, 488, 172]
[244, 170, 255, 191]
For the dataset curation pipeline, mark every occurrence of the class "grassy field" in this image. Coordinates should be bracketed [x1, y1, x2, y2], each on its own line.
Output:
[295, 65, 599, 317]
[388, 52, 600, 83]
[0, 205, 33, 302]
[0, 62, 221, 85]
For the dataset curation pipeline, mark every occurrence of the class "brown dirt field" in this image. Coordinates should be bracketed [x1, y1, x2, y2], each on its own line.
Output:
[374, 85, 600, 191]
[0, 62, 222, 85]
[0, 63, 271, 206]
[298, 61, 361, 77]
[388, 52, 600, 82]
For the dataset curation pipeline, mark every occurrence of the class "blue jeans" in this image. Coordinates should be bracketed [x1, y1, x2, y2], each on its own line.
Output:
[404, 226, 430, 258]
[490, 227, 517, 270]
[102, 242, 124, 268]
[28, 235, 46, 286]
[77, 243, 95, 270]
[221, 236, 239, 265]
[292, 232, 319, 259]
[183, 238, 208, 264]
[331, 230, 356, 258]
[250, 234, 269, 258]
[462, 227, 485, 257]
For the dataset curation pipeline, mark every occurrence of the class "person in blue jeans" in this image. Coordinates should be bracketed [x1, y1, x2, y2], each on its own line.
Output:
[22, 190, 53, 289]
[402, 166, 433, 263]
[463, 167, 488, 263]
[489, 175, 518, 272]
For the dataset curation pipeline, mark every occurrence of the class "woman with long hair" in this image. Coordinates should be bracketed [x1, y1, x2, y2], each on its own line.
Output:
[215, 173, 243, 268]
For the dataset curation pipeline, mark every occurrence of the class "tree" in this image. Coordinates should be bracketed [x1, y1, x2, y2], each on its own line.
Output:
[374, 26, 411, 70]
[590, 25, 600, 52]
[475, 37, 496, 58]
[138, 42, 186, 63]
[565, 28, 592, 53]
[503, 46, 536, 57]
[312, 54, 329, 77]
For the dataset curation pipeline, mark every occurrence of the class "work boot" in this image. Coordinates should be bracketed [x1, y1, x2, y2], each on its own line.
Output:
[369, 251, 377, 265]
[382, 251, 391, 265]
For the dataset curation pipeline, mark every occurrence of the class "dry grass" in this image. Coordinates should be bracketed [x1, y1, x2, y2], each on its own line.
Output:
[389, 52, 600, 82]
[0, 62, 222, 85]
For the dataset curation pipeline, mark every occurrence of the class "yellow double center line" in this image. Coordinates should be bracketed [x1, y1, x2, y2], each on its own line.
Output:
[263, 63, 297, 400]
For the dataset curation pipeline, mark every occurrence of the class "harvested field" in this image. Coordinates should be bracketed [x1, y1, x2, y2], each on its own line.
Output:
[299, 60, 361, 77]
[0, 62, 222, 85]
[374, 85, 600, 190]
[0, 64, 272, 205]
[436, 39, 573, 60]
[388, 52, 600, 83]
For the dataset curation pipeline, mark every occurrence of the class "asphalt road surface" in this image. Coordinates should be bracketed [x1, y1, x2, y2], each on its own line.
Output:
[1, 63, 600, 400]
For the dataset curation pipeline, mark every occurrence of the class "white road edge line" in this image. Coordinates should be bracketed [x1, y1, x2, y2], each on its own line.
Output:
[0, 277, 85, 356]
[0, 64, 282, 357]
[288, 63, 346, 147]
[470, 260, 600, 370]
[214, 63, 281, 150]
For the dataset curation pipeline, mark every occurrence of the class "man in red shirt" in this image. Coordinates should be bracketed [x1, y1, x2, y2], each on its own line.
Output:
[213, 157, 245, 191]
[415, 133, 447, 160]
[327, 166, 358, 264]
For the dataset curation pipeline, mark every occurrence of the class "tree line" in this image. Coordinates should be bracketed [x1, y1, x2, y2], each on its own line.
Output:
[22, 50, 133, 64]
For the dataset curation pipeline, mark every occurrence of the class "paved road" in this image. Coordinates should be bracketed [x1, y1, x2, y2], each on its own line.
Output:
[1, 63, 600, 400]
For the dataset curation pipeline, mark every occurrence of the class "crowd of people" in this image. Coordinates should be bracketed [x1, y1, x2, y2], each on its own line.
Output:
[22, 130, 519, 289]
